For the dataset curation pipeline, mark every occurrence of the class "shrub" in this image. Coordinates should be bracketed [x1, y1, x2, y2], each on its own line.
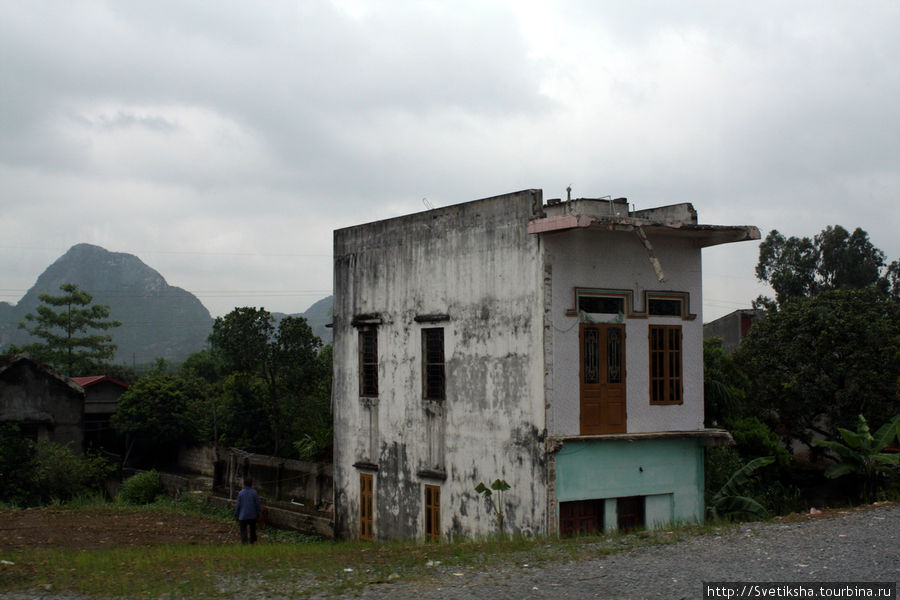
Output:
[29, 441, 113, 505]
[118, 470, 164, 505]
[0, 424, 36, 505]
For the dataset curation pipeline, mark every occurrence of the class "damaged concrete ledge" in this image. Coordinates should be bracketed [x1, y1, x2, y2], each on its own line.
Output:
[546, 429, 734, 453]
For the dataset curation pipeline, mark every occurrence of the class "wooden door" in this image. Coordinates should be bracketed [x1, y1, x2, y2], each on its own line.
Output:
[580, 323, 626, 434]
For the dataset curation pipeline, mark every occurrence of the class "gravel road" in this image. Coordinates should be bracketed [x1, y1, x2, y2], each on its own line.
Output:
[330, 503, 899, 600]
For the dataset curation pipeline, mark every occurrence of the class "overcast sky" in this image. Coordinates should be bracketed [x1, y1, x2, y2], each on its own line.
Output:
[2, 1, 898, 321]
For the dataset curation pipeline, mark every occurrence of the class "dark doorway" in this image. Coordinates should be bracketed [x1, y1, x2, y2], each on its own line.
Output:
[560, 499, 605, 536]
[616, 496, 645, 531]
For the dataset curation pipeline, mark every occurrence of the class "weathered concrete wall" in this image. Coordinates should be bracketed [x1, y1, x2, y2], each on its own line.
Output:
[542, 228, 705, 435]
[0, 358, 84, 451]
[177, 444, 219, 477]
[333, 190, 548, 540]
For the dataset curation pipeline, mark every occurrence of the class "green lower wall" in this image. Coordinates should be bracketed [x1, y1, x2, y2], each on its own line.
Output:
[555, 438, 705, 528]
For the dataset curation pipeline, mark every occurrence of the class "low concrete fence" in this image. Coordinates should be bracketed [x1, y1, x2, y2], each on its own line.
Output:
[173, 444, 334, 538]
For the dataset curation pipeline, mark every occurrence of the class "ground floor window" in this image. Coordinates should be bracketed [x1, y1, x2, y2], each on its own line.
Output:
[424, 484, 441, 541]
[359, 473, 373, 540]
[617, 496, 645, 531]
[559, 499, 604, 536]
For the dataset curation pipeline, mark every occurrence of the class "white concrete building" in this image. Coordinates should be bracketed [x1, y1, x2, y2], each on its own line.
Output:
[332, 189, 759, 540]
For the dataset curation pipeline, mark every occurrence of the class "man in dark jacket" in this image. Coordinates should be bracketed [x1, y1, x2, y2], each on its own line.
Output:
[235, 476, 262, 544]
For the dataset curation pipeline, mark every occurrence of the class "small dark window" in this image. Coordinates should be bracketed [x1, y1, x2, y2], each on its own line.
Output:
[579, 296, 625, 314]
[648, 298, 682, 316]
[560, 499, 605, 536]
[359, 329, 378, 397]
[422, 328, 445, 400]
[617, 496, 645, 531]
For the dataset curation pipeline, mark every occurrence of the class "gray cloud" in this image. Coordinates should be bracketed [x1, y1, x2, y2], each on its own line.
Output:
[1, 1, 897, 319]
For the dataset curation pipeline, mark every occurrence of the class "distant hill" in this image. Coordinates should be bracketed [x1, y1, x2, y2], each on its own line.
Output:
[276, 295, 333, 345]
[0, 244, 334, 368]
[0, 244, 212, 367]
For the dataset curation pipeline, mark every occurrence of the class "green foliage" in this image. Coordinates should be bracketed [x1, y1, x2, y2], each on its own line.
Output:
[112, 373, 198, 447]
[755, 225, 892, 308]
[0, 424, 36, 505]
[703, 337, 750, 427]
[29, 441, 113, 505]
[1, 428, 113, 506]
[475, 478, 511, 534]
[730, 417, 791, 467]
[814, 414, 900, 503]
[12, 283, 121, 376]
[118, 470, 164, 505]
[707, 456, 775, 522]
[735, 286, 900, 452]
[208, 307, 330, 458]
[180, 349, 226, 384]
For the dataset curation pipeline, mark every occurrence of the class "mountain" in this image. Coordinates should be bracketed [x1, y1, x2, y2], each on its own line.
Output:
[0, 244, 335, 368]
[0, 244, 213, 366]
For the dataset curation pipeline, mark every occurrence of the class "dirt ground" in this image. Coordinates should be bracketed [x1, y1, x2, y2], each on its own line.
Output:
[0, 507, 241, 551]
[0, 503, 887, 554]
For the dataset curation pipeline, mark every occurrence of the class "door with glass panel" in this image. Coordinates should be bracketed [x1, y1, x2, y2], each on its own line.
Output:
[579, 323, 626, 434]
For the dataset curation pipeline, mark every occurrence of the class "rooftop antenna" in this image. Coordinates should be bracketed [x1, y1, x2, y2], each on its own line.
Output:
[566, 185, 572, 202]
[422, 197, 435, 210]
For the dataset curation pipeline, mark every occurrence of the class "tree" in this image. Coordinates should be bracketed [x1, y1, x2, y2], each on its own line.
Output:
[111, 373, 201, 465]
[208, 307, 328, 457]
[735, 287, 900, 452]
[703, 337, 750, 427]
[13, 283, 121, 376]
[755, 225, 894, 308]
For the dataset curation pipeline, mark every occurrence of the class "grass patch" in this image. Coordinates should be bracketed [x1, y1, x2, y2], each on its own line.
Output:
[0, 503, 733, 599]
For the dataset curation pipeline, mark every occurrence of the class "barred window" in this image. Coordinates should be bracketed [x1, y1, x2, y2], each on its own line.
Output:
[359, 328, 378, 397]
[649, 325, 682, 404]
[422, 328, 445, 401]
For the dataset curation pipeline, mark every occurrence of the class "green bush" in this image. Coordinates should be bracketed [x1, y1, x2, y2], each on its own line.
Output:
[0, 424, 36, 505]
[29, 441, 113, 505]
[118, 470, 164, 505]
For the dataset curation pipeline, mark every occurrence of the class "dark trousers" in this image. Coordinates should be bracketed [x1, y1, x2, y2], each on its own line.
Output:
[239, 518, 258, 544]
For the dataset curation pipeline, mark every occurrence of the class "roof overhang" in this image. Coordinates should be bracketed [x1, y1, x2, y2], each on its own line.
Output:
[528, 215, 760, 248]
[547, 429, 735, 453]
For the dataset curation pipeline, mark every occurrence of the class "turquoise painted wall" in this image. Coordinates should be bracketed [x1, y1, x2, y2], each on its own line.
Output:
[555, 438, 705, 527]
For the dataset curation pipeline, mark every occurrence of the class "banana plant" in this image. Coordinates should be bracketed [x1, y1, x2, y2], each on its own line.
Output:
[815, 414, 900, 503]
[708, 456, 775, 522]
[475, 478, 511, 535]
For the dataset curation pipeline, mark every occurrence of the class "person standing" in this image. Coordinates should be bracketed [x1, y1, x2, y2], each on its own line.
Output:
[235, 476, 262, 544]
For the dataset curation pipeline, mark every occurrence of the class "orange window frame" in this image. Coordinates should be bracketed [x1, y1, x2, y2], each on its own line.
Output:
[424, 484, 441, 541]
[649, 325, 683, 404]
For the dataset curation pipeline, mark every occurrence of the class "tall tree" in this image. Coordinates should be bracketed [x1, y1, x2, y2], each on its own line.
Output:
[208, 307, 327, 457]
[735, 287, 900, 452]
[13, 283, 121, 376]
[755, 225, 893, 307]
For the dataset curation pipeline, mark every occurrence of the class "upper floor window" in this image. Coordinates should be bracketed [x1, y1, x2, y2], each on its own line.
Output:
[579, 295, 625, 315]
[359, 328, 378, 397]
[648, 298, 682, 317]
[649, 325, 682, 404]
[422, 328, 445, 401]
